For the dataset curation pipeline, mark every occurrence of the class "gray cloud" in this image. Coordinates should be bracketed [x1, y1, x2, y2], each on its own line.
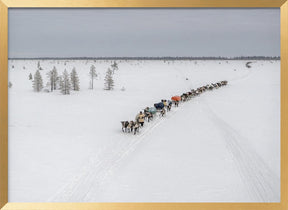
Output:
[8, 8, 280, 58]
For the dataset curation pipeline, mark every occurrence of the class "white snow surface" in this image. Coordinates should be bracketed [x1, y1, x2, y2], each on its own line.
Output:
[8, 59, 280, 202]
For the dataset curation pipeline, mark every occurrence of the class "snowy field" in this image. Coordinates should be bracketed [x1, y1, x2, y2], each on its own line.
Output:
[8, 59, 280, 202]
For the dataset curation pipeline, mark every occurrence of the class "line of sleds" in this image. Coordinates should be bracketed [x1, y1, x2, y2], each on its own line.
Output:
[121, 80, 228, 135]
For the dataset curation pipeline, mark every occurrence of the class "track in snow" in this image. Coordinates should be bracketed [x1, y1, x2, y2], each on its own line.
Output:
[49, 106, 182, 202]
[50, 72, 279, 202]
[202, 100, 280, 202]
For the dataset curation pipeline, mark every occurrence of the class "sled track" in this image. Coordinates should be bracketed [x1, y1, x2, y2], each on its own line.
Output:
[49, 107, 181, 202]
[202, 101, 280, 202]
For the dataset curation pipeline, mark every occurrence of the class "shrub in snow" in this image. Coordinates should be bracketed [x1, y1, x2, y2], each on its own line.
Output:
[29, 73, 33, 80]
[104, 68, 114, 90]
[60, 70, 71, 95]
[111, 61, 118, 74]
[8, 82, 12, 88]
[70, 67, 80, 91]
[43, 89, 50, 93]
[33, 70, 43, 92]
[89, 65, 98, 89]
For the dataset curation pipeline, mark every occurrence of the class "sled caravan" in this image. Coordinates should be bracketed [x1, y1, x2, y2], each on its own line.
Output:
[121, 80, 228, 135]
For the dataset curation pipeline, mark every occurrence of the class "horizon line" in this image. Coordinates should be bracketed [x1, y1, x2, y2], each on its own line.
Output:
[8, 56, 281, 60]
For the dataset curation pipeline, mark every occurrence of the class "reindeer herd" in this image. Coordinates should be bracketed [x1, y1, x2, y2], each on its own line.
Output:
[121, 80, 228, 135]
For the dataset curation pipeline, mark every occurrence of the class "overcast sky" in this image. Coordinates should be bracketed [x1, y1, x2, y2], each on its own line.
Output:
[8, 8, 280, 58]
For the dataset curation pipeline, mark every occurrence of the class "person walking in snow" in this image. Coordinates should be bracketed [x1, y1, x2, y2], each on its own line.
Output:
[137, 111, 145, 127]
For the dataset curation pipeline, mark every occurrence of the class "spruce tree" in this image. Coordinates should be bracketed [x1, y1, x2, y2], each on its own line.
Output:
[37, 61, 43, 70]
[47, 66, 58, 92]
[29, 73, 33, 80]
[104, 68, 114, 90]
[61, 70, 71, 95]
[58, 75, 63, 90]
[89, 65, 97, 89]
[33, 70, 43, 92]
[70, 67, 80, 91]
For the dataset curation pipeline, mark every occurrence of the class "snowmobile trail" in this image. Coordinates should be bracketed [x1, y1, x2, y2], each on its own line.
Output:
[49, 107, 181, 202]
[202, 100, 280, 202]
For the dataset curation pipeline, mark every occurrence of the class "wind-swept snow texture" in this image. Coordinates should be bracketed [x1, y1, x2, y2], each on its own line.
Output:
[8, 59, 280, 202]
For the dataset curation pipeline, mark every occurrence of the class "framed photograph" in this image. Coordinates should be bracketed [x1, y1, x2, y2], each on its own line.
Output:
[0, 0, 287, 210]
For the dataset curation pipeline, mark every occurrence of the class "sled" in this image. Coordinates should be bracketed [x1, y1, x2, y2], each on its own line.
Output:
[154, 102, 164, 110]
[149, 107, 157, 114]
[171, 96, 181, 102]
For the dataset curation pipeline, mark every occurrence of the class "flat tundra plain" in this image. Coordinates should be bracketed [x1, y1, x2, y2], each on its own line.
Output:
[8, 59, 280, 202]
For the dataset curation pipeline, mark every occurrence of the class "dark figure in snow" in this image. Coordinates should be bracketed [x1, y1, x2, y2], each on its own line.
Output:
[137, 111, 145, 127]
[121, 121, 129, 132]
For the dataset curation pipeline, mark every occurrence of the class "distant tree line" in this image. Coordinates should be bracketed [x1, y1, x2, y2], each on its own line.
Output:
[9, 56, 280, 61]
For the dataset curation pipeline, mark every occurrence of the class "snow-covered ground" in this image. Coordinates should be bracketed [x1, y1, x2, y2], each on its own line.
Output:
[8, 59, 280, 202]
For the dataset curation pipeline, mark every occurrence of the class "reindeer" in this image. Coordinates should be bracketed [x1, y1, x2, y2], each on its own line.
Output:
[121, 121, 129, 132]
[160, 108, 166, 117]
[181, 93, 188, 101]
[167, 101, 172, 111]
[221, 80, 228, 86]
[127, 121, 135, 133]
[145, 112, 153, 122]
[174, 100, 179, 107]
[133, 122, 140, 135]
